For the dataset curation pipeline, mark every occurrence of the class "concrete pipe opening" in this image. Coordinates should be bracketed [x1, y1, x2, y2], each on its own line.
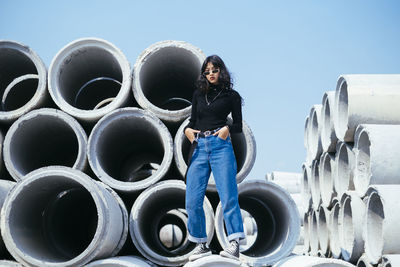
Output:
[303, 211, 311, 254]
[329, 201, 341, 259]
[309, 105, 323, 160]
[317, 206, 329, 256]
[320, 153, 336, 207]
[129, 180, 214, 266]
[311, 160, 321, 209]
[0, 41, 47, 123]
[132, 40, 205, 122]
[309, 209, 319, 256]
[354, 130, 371, 196]
[304, 116, 309, 149]
[356, 254, 374, 267]
[335, 142, 354, 197]
[214, 181, 300, 266]
[174, 118, 256, 192]
[3, 108, 87, 181]
[302, 163, 312, 209]
[48, 38, 131, 122]
[88, 107, 173, 192]
[335, 77, 349, 141]
[321, 91, 338, 153]
[0, 167, 127, 267]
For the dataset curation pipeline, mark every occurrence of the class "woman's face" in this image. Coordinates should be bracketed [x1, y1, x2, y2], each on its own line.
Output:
[204, 62, 220, 85]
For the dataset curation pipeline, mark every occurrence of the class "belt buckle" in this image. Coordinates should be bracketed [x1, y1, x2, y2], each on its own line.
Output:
[204, 130, 211, 137]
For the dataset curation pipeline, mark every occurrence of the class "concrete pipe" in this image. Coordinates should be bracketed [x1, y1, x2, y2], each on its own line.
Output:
[319, 152, 337, 208]
[48, 38, 132, 122]
[356, 254, 375, 267]
[335, 141, 355, 198]
[291, 193, 305, 225]
[308, 104, 323, 160]
[0, 166, 128, 267]
[304, 116, 310, 149]
[0, 261, 22, 267]
[302, 163, 312, 209]
[329, 199, 342, 259]
[270, 171, 302, 182]
[86, 256, 157, 267]
[0, 180, 16, 256]
[311, 159, 322, 210]
[215, 180, 300, 266]
[321, 91, 338, 153]
[272, 255, 356, 267]
[3, 108, 87, 181]
[132, 40, 205, 122]
[309, 209, 320, 256]
[338, 191, 366, 263]
[88, 107, 173, 192]
[183, 255, 244, 267]
[317, 206, 330, 257]
[303, 210, 311, 254]
[354, 124, 400, 197]
[129, 180, 214, 266]
[270, 174, 302, 194]
[378, 255, 400, 267]
[364, 185, 400, 264]
[0, 40, 48, 123]
[174, 117, 256, 192]
[334, 74, 400, 142]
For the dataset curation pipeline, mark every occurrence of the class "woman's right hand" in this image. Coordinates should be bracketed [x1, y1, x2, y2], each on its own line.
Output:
[185, 128, 200, 143]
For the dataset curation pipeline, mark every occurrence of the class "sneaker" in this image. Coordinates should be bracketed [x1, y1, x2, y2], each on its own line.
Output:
[220, 240, 239, 260]
[189, 242, 211, 261]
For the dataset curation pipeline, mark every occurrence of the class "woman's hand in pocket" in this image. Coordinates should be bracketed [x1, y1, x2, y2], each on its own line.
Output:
[213, 126, 229, 140]
[184, 128, 200, 143]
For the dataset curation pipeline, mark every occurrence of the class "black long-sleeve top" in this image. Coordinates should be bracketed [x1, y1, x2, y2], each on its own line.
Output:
[184, 84, 243, 133]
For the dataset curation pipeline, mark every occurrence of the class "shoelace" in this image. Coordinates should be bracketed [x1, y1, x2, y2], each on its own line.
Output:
[225, 240, 239, 254]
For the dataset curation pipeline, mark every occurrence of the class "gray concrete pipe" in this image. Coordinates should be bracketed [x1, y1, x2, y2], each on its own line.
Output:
[302, 163, 312, 209]
[174, 117, 256, 192]
[270, 171, 302, 194]
[0, 180, 16, 256]
[338, 191, 366, 263]
[354, 124, 400, 197]
[335, 141, 355, 198]
[0, 40, 48, 123]
[308, 104, 323, 160]
[309, 208, 320, 256]
[329, 198, 342, 259]
[183, 255, 244, 267]
[0, 166, 128, 267]
[0, 261, 21, 267]
[310, 159, 322, 210]
[132, 40, 205, 122]
[303, 210, 311, 254]
[334, 74, 400, 142]
[272, 255, 356, 267]
[85, 256, 157, 267]
[48, 38, 132, 122]
[3, 108, 88, 181]
[319, 152, 336, 208]
[356, 254, 375, 267]
[88, 107, 173, 192]
[321, 91, 338, 153]
[291, 193, 305, 225]
[378, 255, 400, 267]
[129, 180, 214, 266]
[304, 116, 310, 149]
[214, 180, 300, 266]
[316, 205, 330, 257]
[364, 185, 400, 264]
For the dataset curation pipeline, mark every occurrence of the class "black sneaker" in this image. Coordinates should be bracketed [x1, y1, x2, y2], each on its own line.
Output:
[220, 240, 239, 260]
[189, 242, 211, 261]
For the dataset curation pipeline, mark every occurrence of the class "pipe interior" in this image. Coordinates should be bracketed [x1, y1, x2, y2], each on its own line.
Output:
[312, 161, 320, 204]
[330, 203, 340, 254]
[355, 131, 371, 194]
[310, 211, 319, 252]
[139, 47, 200, 110]
[136, 187, 195, 256]
[337, 145, 350, 194]
[318, 208, 328, 251]
[8, 177, 98, 262]
[57, 47, 122, 109]
[2, 77, 38, 111]
[10, 115, 79, 177]
[366, 192, 384, 262]
[97, 118, 165, 182]
[341, 198, 354, 254]
[337, 80, 349, 138]
[157, 209, 188, 252]
[310, 110, 319, 155]
[321, 155, 333, 202]
[322, 100, 331, 144]
[0, 47, 38, 111]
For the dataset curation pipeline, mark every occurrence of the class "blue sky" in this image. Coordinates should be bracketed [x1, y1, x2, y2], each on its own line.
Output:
[1, 0, 400, 180]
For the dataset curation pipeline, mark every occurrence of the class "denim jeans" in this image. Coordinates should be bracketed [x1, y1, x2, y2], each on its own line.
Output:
[185, 135, 245, 243]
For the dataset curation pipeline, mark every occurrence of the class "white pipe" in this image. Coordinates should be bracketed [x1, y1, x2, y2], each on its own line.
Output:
[378, 255, 400, 267]
[319, 152, 337, 208]
[317, 205, 330, 257]
[356, 253, 375, 267]
[311, 160, 321, 210]
[301, 163, 312, 209]
[270, 171, 302, 194]
[329, 199, 342, 259]
[309, 209, 319, 256]
[303, 210, 311, 254]
[86, 256, 157, 267]
[183, 255, 243, 267]
[321, 91, 338, 153]
[304, 116, 310, 149]
[334, 74, 400, 142]
[335, 141, 355, 198]
[272, 255, 356, 267]
[354, 124, 400, 197]
[308, 105, 323, 160]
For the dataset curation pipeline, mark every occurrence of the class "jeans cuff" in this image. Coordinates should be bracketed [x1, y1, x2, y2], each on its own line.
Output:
[188, 233, 208, 243]
[228, 232, 245, 241]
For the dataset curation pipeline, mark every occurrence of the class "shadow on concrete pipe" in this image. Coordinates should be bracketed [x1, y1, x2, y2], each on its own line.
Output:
[316, 206, 330, 257]
[0, 41, 48, 123]
[129, 180, 214, 266]
[86, 256, 157, 267]
[174, 117, 256, 192]
[88, 107, 173, 192]
[48, 38, 133, 122]
[3, 108, 87, 181]
[0, 166, 128, 267]
[132, 40, 205, 122]
[272, 255, 356, 267]
[214, 181, 300, 266]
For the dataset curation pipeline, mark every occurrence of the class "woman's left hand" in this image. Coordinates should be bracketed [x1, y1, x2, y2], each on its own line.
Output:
[213, 126, 229, 140]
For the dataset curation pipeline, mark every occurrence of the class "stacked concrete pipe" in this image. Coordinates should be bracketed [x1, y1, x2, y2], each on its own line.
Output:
[335, 141, 355, 198]
[316, 205, 330, 257]
[174, 117, 256, 191]
[48, 38, 132, 123]
[183, 255, 244, 267]
[329, 199, 342, 259]
[319, 152, 336, 208]
[0, 40, 48, 123]
[214, 180, 300, 266]
[378, 255, 400, 267]
[356, 254, 375, 267]
[0, 166, 128, 267]
[129, 180, 214, 266]
[320, 91, 338, 153]
[310, 159, 322, 210]
[3, 108, 88, 181]
[272, 255, 356, 267]
[86, 256, 157, 267]
[308, 105, 323, 160]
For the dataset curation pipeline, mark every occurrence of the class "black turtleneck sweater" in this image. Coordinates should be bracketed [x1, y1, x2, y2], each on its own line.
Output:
[184, 84, 243, 133]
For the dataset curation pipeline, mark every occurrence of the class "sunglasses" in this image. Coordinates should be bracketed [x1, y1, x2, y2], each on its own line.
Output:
[203, 69, 219, 76]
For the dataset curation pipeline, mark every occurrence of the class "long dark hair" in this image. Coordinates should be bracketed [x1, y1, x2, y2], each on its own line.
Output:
[195, 55, 233, 93]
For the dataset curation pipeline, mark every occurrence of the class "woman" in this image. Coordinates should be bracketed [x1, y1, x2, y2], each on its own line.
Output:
[184, 55, 245, 261]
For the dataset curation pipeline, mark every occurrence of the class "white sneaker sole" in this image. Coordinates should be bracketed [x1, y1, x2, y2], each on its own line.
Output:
[220, 251, 239, 260]
[189, 251, 212, 261]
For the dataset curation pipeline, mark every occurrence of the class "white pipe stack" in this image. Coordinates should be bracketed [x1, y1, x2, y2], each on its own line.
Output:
[302, 163, 312, 209]
[317, 205, 330, 257]
[308, 105, 323, 160]
[335, 141, 355, 198]
[319, 152, 336, 208]
[272, 255, 356, 267]
[311, 160, 322, 210]
[321, 91, 338, 153]
[329, 199, 342, 259]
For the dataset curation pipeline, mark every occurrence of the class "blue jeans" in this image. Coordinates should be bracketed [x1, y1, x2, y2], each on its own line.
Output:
[185, 135, 245, 243]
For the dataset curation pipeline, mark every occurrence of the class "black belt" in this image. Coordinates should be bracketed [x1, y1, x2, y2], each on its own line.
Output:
[196, 128, 221, 138]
